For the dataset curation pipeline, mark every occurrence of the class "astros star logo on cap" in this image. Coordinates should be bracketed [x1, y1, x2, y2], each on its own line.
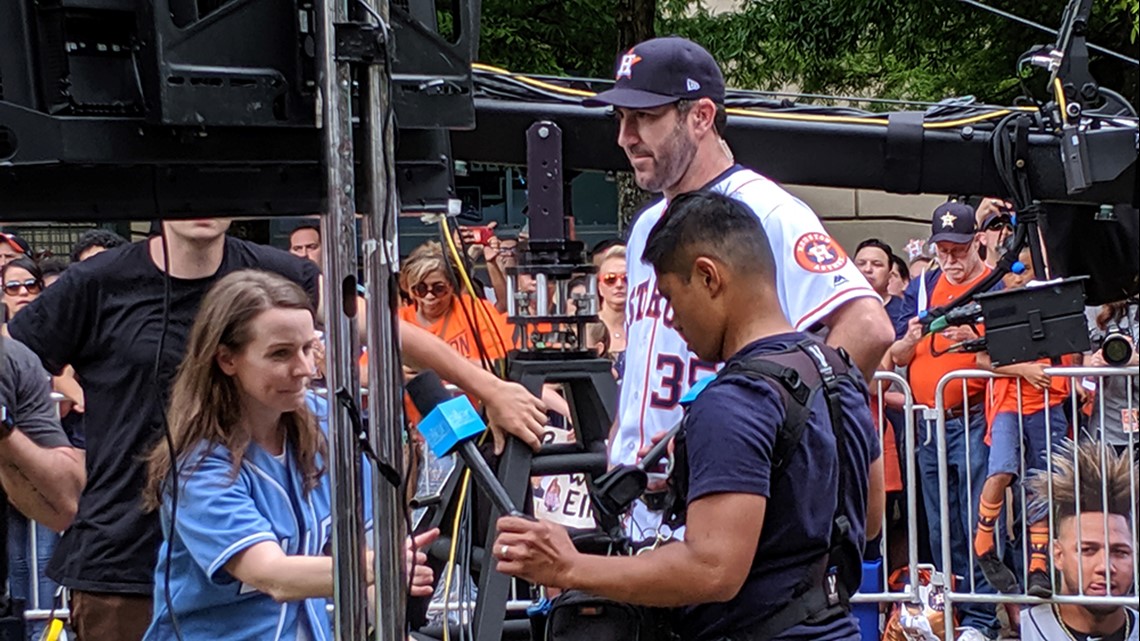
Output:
[615, 51, 642, 79]
[941, 211, 957, 229]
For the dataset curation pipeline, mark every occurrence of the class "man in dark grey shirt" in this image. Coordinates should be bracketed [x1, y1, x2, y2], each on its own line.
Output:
[0, 335, 86, 618]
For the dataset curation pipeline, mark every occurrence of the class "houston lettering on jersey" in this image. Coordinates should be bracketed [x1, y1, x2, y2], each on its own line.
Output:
[611, 167, 879, 543]
[628, 277, 674, 327]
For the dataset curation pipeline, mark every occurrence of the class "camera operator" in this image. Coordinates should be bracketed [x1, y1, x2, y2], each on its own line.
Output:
[493, 191, 882, 641]
[1086, 299, 1140, 454]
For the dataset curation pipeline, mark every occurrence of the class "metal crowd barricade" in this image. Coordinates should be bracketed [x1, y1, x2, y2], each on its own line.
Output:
[851, 371, 922, 609]
[22, 392, 72, 626]
[932, 366, 1139, 641]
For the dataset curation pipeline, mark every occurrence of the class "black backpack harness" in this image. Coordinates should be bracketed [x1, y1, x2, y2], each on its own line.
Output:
[663, 337, 867, 641]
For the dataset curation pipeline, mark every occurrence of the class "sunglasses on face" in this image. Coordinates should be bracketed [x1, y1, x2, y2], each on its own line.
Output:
[412, 282, 450, 298]
[3, 279, 41, 296]
[986, 222, 1013, 232]
[600, 272, 627, 287]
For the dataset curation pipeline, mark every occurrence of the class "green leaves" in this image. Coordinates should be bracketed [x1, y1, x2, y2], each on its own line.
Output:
[475, 0, 619, 77]
[472, 0, 1135, 105]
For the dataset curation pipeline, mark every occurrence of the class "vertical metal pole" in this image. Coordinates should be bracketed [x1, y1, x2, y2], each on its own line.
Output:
[358, 1, 409, 639]
[316, 0, 369, 637]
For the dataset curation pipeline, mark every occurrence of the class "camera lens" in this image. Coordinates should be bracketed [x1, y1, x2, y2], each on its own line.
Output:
[1102, 334, 1133, 367]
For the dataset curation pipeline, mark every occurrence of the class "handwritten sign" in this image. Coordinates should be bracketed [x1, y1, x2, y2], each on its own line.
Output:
[531, 425, 597, 530]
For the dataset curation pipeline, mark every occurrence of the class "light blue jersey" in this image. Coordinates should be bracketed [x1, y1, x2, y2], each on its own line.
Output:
[144, 394, 373, 641]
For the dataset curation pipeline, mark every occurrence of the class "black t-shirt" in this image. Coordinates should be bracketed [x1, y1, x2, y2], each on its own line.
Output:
[0, 336, 72, 611]
[8, 237, 320, 593]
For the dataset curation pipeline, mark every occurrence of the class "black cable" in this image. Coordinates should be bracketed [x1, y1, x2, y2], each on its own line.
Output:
[1097, 87, 1140, 118]
[436, 226, 497, 373]
[1015, 52, 1049, 115]
[509, 69, 1057, 113]
[922, 114, 1032, 323]
[927, 324, 984, 358]
[154, 215, 185, 641]
[474, 74, 588, 104]
[953, 0, 1139, 65]
[346, 1, 428, 611]
[474, 68, 1053, 125]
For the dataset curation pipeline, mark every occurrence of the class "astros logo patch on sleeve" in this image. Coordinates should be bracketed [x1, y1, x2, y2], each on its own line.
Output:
[794, 232, 848, 273]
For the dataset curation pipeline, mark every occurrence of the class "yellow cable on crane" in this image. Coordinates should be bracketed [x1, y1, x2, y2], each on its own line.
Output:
[1053, 77, 1070, 126]
[473, 62, 1040, 130]
[474, 62, 596, 97]
[725, 106, 888, 126]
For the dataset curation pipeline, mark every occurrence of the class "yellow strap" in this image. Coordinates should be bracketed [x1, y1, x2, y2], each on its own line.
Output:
[40, 618, 64, 641]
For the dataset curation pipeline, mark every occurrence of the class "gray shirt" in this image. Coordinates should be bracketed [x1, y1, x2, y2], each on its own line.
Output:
[1022, 603, 1139, 641]
[0, 335, 69, 448]
[1086, 304, 1140, 446]
[0, 334, 71, 610]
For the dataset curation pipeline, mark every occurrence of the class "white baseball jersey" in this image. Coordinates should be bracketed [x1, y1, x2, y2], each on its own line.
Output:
[1021, 603, 1138, 641]
[611, 166, 878, 541]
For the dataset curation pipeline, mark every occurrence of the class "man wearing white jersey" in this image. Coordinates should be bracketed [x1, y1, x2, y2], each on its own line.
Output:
[1020, 440, 1137, 641]
[583, 36, 894, 542]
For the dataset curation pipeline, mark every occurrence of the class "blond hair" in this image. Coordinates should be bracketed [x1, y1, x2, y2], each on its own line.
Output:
[400, 241, 457, 295]
[593, 244, 626, 268]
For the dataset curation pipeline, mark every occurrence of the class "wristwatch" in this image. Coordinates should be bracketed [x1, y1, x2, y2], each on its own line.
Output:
[0, 405, 14, 441]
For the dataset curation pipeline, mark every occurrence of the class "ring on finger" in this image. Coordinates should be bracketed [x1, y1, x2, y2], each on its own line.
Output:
[500, 544, 509, 557]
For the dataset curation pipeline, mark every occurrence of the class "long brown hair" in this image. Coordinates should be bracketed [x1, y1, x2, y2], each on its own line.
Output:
[1095, 301, 1132, 331]
[143, 269, 326, 511]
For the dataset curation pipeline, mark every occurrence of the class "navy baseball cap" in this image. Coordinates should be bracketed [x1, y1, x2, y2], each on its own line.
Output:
[582, 37, 726, 109]
[980, 210, 1013, 230]
[929, 202, 978, 244]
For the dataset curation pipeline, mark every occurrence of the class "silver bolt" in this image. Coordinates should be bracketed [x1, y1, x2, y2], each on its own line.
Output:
[538, 126, 550, 139]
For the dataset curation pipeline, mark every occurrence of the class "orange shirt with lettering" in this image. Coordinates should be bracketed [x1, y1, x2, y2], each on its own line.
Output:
[908, 268, 991, 409]
[399, 294, 513, 424]
[398, 294, 514, 362]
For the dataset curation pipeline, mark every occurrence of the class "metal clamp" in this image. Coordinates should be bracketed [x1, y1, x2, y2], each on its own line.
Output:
[334, 22, 387, 63]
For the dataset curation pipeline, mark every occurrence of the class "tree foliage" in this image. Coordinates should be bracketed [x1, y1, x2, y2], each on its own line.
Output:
[475, 0, 1136, 104]
[476, 0, 620, 77]
[658, 0, 1136, 105]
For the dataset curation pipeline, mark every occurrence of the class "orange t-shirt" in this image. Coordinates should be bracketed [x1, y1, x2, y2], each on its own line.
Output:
[399, 295, 513, 425]
[990, 354, 1073, 416]
[909, 268, 991, 409]
[398, 295, 514, 361]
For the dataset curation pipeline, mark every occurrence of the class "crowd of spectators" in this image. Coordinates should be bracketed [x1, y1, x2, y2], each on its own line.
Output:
[850, 200, 1138, 639]
[0, 197, 1135, 641]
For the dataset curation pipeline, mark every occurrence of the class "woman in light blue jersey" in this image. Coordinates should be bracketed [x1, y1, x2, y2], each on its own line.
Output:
[141, 269, 436, 641]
